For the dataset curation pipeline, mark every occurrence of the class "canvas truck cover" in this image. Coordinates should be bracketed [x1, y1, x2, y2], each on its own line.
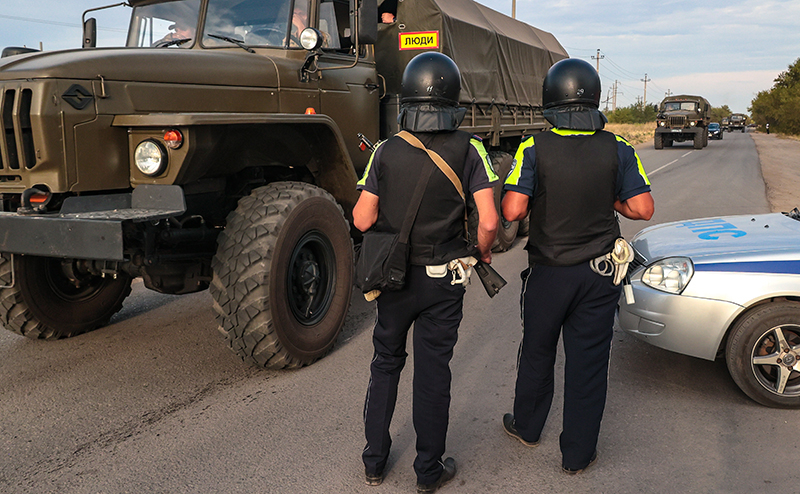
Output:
[375, 0, 568, 108]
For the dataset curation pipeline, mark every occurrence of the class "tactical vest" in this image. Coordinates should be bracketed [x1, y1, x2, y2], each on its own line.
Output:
[374, 130, 473, 265]
[526, 130, 621, 266]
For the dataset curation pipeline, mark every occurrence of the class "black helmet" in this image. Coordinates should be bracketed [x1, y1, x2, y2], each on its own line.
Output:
[542, 58, 601, 109]
[400, 52, 461, 106]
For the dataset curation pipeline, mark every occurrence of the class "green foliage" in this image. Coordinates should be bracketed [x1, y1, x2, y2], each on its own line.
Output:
[749, 57, 800, 135]
[606, 103, 658, 124]
[710, 105, 732, 123]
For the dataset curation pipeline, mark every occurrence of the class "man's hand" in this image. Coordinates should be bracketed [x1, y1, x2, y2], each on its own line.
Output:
[473, 187, 498, 263]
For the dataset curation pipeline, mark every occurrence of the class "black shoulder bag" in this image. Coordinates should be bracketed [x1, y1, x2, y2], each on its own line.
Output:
[355, 156, 434, 295]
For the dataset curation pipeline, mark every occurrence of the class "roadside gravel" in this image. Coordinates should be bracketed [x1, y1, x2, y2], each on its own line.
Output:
[751, 132, 800, 212]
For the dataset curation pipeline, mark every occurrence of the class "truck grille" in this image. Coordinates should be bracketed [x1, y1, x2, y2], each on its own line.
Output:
[668, 116, 686, 127]
[0, 88, 36, 172]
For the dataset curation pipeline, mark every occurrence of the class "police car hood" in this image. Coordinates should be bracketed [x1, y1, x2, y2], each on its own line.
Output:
[631, 213, 800, 264]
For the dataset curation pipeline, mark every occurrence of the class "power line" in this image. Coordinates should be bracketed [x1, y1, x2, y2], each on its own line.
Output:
[0, 14, 126, 33]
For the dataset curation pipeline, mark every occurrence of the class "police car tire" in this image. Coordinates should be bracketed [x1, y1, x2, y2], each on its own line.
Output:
[0, 253, 132, 339]
[725, 302, 800, 409]
[488, 151, 518, 252]
[210, 182, 353, 369]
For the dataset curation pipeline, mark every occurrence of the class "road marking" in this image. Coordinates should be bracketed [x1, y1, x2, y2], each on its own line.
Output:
[649, 151, 693, 176]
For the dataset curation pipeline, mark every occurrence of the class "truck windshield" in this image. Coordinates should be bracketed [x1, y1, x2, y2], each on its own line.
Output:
[663, 102, 697, 112]
[127, 0, 202, 48]
[202, 0, 309, 48]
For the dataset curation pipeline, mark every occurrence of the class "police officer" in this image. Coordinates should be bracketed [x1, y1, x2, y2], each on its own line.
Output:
[353, 52, 498, 492]
[500, 58, 654, 474]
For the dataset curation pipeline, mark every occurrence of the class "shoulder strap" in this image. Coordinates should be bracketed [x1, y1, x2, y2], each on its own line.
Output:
[397, 130, 465, 201]
[398, 160, 434, 243]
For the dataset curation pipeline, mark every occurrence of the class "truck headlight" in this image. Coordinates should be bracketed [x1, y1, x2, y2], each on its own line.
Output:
[690, 121, 696, 126]
[659, 121, 665, 127]
[134, 139, 168, 176]
[641, 257, 694, 294]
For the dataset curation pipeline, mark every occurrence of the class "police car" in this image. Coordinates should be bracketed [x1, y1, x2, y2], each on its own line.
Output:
[618, 211, 800, 408]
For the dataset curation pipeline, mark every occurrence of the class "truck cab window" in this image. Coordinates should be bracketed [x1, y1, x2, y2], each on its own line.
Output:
[127, 0, 201, 48]
[319, 0, 352, 53]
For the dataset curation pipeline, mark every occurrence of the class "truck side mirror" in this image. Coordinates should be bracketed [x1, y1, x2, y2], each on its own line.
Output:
[83, 18, 97, 48]
[354, 0, 377, 45]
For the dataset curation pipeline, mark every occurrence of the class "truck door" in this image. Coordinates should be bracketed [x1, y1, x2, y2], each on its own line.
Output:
[314, 0, 380, 176]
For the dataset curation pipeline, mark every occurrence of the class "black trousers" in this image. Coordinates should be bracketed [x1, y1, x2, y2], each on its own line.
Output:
[363, 265, 464, 484]
[513, 262, 621, 470]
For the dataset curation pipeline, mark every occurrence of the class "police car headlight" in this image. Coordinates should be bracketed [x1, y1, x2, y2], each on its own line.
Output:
[641, 257, 694, 294]
[134, 139, 168, 176]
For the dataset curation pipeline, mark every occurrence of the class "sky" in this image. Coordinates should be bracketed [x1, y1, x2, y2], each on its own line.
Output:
[1, 0, 798, 114]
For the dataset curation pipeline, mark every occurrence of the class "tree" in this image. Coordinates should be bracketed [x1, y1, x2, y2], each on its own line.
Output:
[749, 58, 800, 135]
[710, 105, 732, 123]
[606, 103, 658, 124]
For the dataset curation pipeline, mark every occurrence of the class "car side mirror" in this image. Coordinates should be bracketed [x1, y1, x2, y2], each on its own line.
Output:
[353, 0, 377, 45]
[83, 18, 97, 48]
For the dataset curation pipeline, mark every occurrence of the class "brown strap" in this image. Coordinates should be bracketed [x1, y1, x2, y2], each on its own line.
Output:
[396, 130, 465, 201]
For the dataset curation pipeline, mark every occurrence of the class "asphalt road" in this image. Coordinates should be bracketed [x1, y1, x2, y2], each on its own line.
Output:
[1, 130, 797, 494]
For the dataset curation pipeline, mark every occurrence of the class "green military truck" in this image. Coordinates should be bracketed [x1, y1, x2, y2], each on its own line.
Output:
[0, 0, 566, 368]
[729, 113, 747, 132]
[721, 116, 730, 132]
[654, 94, 711, 150]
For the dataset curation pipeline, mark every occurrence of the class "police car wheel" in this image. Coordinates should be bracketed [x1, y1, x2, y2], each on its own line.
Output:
[210, 182, 353, 369]
[725, 302, 800, 409]
[0, 253, 132, 339]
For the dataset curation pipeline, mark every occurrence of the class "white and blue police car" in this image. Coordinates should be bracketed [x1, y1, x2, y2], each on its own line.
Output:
[618, 210, 800, 408]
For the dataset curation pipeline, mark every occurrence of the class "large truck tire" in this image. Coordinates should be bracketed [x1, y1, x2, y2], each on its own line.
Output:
[0, 253, 132, 339]
[693, 131, 703, 149]
[654, 134, 664, 149]
[487, 151, 518, 252]
[210, 182, 353, 369]
[703, 130, 709, 147]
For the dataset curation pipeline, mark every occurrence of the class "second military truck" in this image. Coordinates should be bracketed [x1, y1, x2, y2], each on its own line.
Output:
[0, 0, 566, 369]
[654, 94, 711, 150]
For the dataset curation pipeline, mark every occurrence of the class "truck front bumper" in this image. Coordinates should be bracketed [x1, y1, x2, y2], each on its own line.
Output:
[0, 185, 185, 261]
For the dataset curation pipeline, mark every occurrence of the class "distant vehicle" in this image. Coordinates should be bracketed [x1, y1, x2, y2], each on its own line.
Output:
[618, 211, 800, 408]
[729, 113, 748, 132]
[721, 117, 730, 131]
[654, 95, 711, 150]
[708, 122, 723, 140]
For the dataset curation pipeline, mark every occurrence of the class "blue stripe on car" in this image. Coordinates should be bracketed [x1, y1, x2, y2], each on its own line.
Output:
[694, 260, 800, 274]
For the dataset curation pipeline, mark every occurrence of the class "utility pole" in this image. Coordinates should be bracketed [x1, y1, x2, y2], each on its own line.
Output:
[641, 73, 651, 108]
[511, 0, 516, 18]
[591, 49, 604, 73]
[612, 80, 619, 112]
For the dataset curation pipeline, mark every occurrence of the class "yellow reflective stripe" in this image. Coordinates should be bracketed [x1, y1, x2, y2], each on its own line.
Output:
[506, 135, 534, 186]
[551, 128, 596, 136]
[470, 138, 498, 181]
[357, 140, 386, 186]
[615, 135, 650, 186]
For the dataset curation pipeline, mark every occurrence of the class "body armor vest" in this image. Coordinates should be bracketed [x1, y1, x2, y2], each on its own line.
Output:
[374, 130, 473, 265]
[526, 130, 621, 266]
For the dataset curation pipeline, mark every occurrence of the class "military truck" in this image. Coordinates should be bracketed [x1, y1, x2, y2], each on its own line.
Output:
[729, 113, 747, 132]
[0, 0, 566, 368]
[721, 116, 730, 132]
[653, 94, 711, 150]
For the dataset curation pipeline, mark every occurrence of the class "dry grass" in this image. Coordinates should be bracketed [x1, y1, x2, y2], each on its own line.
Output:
[605, 122, 655, 146]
